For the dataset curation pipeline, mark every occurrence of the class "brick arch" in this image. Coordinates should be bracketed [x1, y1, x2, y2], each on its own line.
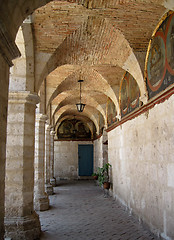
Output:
[3, 0, 174, 38]
[51, 93, 107, 126]
[55, 114, 95, 138]
[54, 105, 100, 134]
[36, 17, 147, 109]
[0, 0, 173, 56]
[46, 66, 118, 114]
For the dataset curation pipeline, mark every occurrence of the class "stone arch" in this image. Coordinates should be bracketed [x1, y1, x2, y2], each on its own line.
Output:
[9, 18, 35, 92]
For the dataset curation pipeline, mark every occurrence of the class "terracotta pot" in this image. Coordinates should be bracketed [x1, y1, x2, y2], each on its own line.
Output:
[93, 175, 98, 180]
[103, 182, 110, 189]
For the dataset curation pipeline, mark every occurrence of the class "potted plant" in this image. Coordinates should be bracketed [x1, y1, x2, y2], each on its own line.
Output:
[98, 163, 111, 189]
[92, 172, 98, 180]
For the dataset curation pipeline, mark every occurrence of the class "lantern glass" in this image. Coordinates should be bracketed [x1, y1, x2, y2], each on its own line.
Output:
[76, 103, 86, 112]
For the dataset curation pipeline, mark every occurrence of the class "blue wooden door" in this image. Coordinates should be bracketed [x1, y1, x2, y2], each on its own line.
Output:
[78, 144, 93, 176]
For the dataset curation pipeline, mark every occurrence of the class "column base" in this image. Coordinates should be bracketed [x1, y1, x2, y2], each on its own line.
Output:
[34, 193, 49, 211]
[5, 212, 41, 240]
[45, 183, 54, 195]
[50, 178, 56, 187]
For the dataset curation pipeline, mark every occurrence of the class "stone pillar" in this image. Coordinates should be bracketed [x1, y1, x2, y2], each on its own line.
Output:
[0, 55, 10, 240]
[50, 130, 56, 187]
[45, 125, 53, 195]
[0, 22, 21, 239]
[102, 128, 108, 166]
[5, 91, 41, 240]
[34, 113, 49, 211]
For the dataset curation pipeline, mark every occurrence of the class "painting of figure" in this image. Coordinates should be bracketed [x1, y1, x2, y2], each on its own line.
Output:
[146, 12, 174, 98]
[167, 14, 174, 72]
[120, 77, 128, 112]
[57, 119, 92, 140]
[129, 75, 140, 107]
[107, 98, 117, 127]
[147, 36, 165, 88]
[120, 72, 140, 117]
[99, 113, 104, 134]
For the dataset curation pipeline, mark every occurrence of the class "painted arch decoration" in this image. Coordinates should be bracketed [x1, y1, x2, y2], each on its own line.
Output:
[145, 11, 174, 99]
[119, 72, 140, 118]
[57, 119, 92, 140]
[106, 98, 117, 127]
[99, 112, 105, 135]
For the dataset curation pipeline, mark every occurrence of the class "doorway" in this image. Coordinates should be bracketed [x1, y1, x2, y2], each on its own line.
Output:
[78, 144, 93, 176]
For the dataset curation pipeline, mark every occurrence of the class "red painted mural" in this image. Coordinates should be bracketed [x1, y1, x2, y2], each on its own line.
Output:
[146, 12, 174, 99]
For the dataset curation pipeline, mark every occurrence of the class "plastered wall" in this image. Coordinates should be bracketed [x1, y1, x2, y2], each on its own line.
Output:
[54, 141, 93, 180]
[94, 137, 103, 171]
[108, 94, 174, 240]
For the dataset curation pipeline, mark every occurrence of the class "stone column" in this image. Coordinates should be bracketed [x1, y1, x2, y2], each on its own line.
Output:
[34, 113, 49, 211]
[0, 55, 10, 240]
[0, 22, 20, 239]
[102, 128, 108, 166]
[50, 130, 56, 187]
[45, 125, 53, 195]
[5, 91, 41, 240]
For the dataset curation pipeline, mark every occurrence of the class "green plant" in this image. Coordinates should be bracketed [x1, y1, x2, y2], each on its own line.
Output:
[92, 172, 98, 177]
[97, 163, 111, 187]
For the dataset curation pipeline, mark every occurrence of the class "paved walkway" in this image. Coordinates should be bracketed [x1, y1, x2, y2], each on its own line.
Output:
[39, 180, 157, 240]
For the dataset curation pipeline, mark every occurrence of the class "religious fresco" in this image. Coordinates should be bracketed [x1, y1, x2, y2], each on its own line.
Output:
[57, 119, 91, 140]
[99, 113, 104, 134]
[106, 97, 117, 127]
[119, 72, 140, 117]
[146, 11, 174, 99]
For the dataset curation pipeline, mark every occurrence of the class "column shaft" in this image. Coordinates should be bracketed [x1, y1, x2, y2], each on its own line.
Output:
[45, 125, 53, 195]
[5, 91, 41, 240]
[34, 114, 49, 211]
[0, 54, 9, 240]
[50, 131, 56, 187]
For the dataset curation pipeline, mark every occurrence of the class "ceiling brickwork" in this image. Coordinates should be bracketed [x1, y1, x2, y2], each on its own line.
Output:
[29, 0, 169, 133]
[5, 0, 171, 134]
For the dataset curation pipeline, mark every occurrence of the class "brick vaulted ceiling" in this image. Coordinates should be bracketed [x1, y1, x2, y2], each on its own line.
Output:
[31, 0, 166, 133]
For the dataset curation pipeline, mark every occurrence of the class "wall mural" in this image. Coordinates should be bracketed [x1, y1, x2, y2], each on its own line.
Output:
[99, 113, 104, 134]
[146, 11, 174, 99]
[57, 119, 92, 140]
[119, 72, 140, 117]
[107, 97, 117, 127]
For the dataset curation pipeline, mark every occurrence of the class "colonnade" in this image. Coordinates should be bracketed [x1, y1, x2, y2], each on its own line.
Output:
[4, 93, 55, 239]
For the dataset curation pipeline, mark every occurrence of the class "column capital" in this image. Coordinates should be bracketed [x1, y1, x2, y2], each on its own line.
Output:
[50, 130, 56, 136]
[0, 20, 21, 67]
[45, 124, 52, 132]
[35, 113, 48, 122]
[8, 91, 40, 105]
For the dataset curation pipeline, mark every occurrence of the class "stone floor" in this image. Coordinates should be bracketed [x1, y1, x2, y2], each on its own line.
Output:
[39, 180, 157, 240]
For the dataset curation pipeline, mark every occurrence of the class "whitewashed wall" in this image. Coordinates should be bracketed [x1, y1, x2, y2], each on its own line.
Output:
[108, 94, 174, 240]
[54, 141, 93, 180]
[94, 136, 103, 171]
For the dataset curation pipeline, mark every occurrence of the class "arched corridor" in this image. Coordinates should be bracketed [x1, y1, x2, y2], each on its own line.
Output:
[39, 180, 157, 240]
[0, 1, 174, 240]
